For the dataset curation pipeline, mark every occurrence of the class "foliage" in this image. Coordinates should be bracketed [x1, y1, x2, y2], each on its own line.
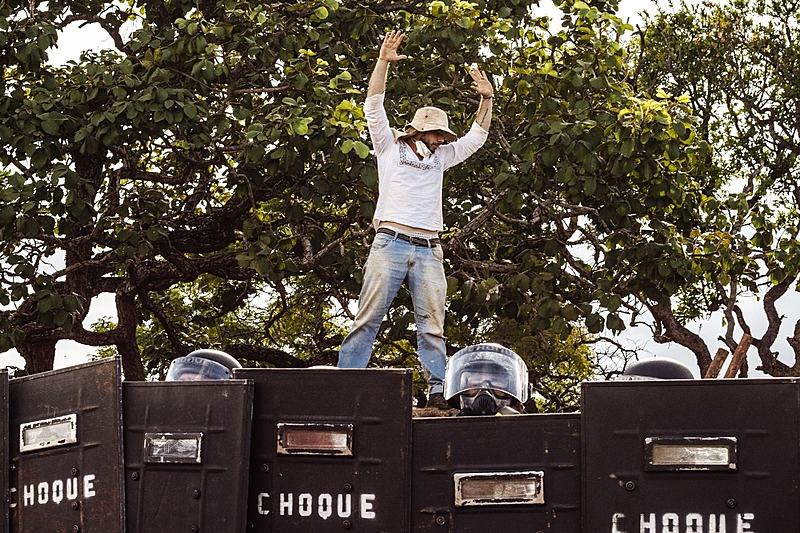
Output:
[0, 0, 707, 395]
[633, 0, 800, 376]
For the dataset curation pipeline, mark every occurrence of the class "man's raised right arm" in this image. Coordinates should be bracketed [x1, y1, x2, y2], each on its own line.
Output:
[367, 31, 407, 97]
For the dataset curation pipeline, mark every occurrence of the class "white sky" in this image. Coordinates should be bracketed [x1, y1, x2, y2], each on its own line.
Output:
[7, 0, 766, 379]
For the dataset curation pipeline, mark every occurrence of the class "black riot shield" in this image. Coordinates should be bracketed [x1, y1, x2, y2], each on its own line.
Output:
[9, 358, 125, 533]
[123, 379, 254, 533]
[0, 370, 8, 533]
[412, 413, 581, 532]
[582, 378, 800, 533]
[233, 368, 413, 533]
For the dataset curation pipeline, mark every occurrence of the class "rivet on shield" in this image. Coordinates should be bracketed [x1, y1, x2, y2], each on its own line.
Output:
[436, 516, 447, 526]
[342, 519, 352, 530]
[624, 481, 636, 491]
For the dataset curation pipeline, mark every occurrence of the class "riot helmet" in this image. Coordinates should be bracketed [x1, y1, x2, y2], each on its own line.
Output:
[444, 343, 530, 415]
[165, 349, 242, 381]
[617, 357, 694, 380]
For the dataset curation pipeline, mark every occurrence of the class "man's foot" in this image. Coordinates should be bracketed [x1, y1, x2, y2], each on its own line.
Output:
[426, 392, 450, 409]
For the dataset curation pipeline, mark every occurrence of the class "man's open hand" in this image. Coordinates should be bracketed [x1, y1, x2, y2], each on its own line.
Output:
[379, 31, 408, 62]
[469, 68, 493, 98]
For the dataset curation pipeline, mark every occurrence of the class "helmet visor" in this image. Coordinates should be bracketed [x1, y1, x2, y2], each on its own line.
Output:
[166, 356, 232, 381]
[444, 346, 529, 402]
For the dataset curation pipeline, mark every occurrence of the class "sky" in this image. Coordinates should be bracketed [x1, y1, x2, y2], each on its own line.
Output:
[5, 0, 768, 379]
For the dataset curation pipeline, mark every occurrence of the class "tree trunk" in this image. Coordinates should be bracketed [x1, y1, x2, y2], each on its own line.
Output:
[116, 291, 146, 381]
[18, 339, 57, 374]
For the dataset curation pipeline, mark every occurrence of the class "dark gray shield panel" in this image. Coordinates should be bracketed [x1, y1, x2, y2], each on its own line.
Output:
[582, 378, 800, 533]
[123, 380, 254, 533]
[412, 413, 581, 532]
[233, 368, 412, 533]
[9, 358, 125, 533]
[0, 370, 8, 533]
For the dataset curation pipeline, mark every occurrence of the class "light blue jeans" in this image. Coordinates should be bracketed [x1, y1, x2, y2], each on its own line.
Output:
[337, 232, 448, 395]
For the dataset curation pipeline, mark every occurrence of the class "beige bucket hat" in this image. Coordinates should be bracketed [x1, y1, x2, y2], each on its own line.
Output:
[392, 106, 458, 143]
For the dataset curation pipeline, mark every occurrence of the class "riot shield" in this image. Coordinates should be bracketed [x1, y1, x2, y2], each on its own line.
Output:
[9, 358, 125, 533]
[233, 368, 412, 533]
[412, 413, 581, 532]
[123, 379, 254, 533]
[0, 370, 8, 533]
[582, 378, 800, 532]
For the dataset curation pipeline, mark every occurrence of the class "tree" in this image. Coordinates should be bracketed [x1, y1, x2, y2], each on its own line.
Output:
[0, 0, 705, 397]
[633, 0, 800, 377]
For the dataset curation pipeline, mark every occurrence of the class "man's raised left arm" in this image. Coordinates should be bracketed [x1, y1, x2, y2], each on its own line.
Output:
[470, 67, 493, 132]
[440, 68, 494, 168]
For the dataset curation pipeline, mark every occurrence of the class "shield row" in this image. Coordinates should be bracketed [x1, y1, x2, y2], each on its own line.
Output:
[0, 357, 789, 532]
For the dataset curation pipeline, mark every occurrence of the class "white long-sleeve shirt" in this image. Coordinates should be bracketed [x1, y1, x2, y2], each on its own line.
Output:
[364, 92, 489, 232]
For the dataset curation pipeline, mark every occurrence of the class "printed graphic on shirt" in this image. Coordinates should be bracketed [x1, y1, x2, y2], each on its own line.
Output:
[397, 142, 442, 171]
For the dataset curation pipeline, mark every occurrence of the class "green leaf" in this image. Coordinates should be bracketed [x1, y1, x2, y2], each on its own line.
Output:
[583, 177, 597, 196]
[37, 297, 53, 313]
[0, 206, 15, 226]
[248, 145, 265, 162]
[183, 102, 198, 119]
[585, 313, 604, 334]
[446, 276, 459, 296]
[621, 138, 634, 157]
[353, 141, 370, 159]
[31, 149, 48, 169]
[292, 121, 309, 135]
[542, 147, 560, 167]
[42, 120, 59, 135]
[607, 313, 625, 332]
[145, 227, 161, 241]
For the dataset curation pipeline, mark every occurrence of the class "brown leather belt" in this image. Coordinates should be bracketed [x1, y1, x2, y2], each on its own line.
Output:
[376, 228, 440, 247]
